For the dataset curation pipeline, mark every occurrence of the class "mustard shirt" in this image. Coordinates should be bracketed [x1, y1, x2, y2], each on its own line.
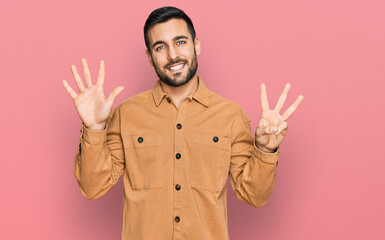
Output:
[74, 75, 280, 240]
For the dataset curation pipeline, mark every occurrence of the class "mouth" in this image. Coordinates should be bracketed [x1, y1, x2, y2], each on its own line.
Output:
[167, 62, 186, 72]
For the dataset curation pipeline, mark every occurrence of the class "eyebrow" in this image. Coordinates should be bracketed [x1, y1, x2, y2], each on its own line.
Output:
[152, 35, 189, 49]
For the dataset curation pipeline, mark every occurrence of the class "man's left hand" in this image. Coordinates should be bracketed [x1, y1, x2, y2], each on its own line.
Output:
[255, 83, 304, 153]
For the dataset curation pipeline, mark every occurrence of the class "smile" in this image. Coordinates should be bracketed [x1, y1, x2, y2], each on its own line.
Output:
[168, 63, 185, 72]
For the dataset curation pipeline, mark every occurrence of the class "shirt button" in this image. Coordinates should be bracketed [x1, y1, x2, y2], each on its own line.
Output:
[137, 137, 143, 143]
[175, 184, 181, 191]
[167, 97, 171, 103]
[174, 216, 180, 223]
[176, 123, 182, 129]
[213, 136, 219, 142]
[175, 153, 181, 159]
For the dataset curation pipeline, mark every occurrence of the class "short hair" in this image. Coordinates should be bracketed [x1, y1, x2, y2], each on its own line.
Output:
[144, 6, 196, 53]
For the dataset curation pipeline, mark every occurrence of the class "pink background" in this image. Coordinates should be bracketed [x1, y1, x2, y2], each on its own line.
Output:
[1, 0, 384, 239]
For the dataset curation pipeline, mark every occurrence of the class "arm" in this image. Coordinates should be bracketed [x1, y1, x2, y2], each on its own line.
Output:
[74, 107, 125, 200]
[229, 83, 304, 207]
[229, 107, 280, 208]
[61, 58, 125, 200]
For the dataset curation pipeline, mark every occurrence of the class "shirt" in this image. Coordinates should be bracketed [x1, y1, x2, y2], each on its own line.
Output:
[74, 75, 280, 240]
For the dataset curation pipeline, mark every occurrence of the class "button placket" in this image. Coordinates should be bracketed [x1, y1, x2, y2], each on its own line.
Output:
[173, 108, 185, 234]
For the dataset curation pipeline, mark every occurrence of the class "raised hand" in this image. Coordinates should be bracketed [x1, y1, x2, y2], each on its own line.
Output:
[255, 83, 304, 153]
[62, 58, 124, 130]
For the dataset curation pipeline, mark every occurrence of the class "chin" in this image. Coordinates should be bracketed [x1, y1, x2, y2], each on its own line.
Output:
[162, 76, 190, 87]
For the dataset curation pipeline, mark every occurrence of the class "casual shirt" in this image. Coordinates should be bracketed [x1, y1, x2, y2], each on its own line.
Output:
[74, 75, 280, 240]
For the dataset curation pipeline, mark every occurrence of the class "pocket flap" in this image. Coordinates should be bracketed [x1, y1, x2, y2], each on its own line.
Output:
[194, 132, 230, 150]
[124, 134, 162, 148]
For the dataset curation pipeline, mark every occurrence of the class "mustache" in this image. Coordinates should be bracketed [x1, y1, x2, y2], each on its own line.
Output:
[165, 59, 186, 69]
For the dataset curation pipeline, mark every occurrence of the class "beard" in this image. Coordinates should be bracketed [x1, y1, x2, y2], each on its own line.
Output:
[151, 48, 198, 87]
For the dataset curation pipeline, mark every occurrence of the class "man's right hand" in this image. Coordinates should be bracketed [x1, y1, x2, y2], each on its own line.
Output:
[62, 58, 124, 130]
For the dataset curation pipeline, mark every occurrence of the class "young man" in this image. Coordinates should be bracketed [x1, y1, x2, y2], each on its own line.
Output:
[62, 6, 303, 240]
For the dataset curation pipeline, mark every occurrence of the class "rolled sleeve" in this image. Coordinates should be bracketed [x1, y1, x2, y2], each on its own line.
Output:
[229, 105, 280, 208]
[74, 108, 125, 200]
[81, 122, 108, 144]
[253, 142, 280, 165]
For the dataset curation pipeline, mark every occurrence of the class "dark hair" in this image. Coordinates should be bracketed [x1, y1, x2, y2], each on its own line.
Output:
[144, 6, 196, 53]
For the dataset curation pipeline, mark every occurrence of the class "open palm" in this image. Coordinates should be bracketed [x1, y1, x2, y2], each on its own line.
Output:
[255, 83, 304, 152]
[62, 58, 124, 130]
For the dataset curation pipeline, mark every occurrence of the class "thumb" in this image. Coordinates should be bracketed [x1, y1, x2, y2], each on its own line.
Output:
[256, 125, 277, 136]
[106, 86, 125, 104]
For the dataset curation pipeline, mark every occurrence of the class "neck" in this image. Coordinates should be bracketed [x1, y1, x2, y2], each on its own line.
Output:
[160, 74, 199, 101]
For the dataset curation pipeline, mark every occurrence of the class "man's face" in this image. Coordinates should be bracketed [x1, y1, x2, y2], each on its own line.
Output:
[146, 18, 201, 87]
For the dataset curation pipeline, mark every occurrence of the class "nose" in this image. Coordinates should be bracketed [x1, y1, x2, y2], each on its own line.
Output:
[167, 45, 179, 60]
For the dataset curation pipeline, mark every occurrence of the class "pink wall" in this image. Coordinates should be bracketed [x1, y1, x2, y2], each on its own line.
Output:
[1, 0, 384, 239]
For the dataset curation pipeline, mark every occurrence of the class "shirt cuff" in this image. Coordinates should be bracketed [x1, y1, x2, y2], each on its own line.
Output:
[81, 122, 108, 144]
[253, 142, 280, 164]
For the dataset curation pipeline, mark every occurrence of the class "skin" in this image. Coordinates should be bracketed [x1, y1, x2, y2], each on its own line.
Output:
[62, 58, 124, 131]
[255, 83, 304, 153]
[145, 18, 201, 108]
[61, 18, 304, 153]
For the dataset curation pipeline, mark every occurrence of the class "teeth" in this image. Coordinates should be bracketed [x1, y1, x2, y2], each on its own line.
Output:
[169, 64, 184, 70]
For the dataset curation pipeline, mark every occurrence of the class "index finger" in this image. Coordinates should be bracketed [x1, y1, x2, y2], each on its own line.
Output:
[282, 95, 304, 120]
[260, 83, 270, 112]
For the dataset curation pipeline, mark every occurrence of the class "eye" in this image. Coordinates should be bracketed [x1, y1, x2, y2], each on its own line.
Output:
[177, 40, 186, 45]
[155, 45, 165, 51]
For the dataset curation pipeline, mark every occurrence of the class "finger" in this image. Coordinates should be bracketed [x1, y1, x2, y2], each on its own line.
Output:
[70, 65, 85, 92]
[258, 118, 268, 128]
[256, 125, 277, 136]
[274, 131, 286, 145]
[62, 80, 78, 99]
[266, 126, 278, 134]
[81, 58, 93, 87]
[256, 126, 265, 136]
[275, 121, 288, 135]
[274, 83, 291, 113]
[106, 86, 125, 104]
[282, 95, 304, 121]
[97, 60, 105, 86]
[260, 83, 270, 112]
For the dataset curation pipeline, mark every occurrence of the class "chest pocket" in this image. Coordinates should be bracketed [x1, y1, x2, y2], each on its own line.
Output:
[123, 134, 164, 189]
[190, 132, 231, 191]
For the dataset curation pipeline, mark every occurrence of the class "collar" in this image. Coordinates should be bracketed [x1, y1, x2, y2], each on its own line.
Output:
[152, 75, 210, 107]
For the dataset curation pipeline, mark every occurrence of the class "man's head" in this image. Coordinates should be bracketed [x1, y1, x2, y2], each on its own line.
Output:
[144, 6, 201, 87]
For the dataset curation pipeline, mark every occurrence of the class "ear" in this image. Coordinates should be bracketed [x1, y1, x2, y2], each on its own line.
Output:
[194, 37, 201, 56]
[145, 49, 154, 67]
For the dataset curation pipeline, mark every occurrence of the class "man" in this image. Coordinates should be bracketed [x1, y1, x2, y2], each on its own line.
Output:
[62, 6, 303, 240]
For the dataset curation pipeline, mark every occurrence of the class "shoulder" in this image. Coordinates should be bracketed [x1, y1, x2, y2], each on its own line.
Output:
[208, 90, 250, 122]
[107, 89, 153, 120]
[115, 89, 153, 110]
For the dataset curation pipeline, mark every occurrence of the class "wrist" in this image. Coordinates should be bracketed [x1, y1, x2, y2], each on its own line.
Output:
[255, 142, 276, 153]
[85, 122, 106, 131]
